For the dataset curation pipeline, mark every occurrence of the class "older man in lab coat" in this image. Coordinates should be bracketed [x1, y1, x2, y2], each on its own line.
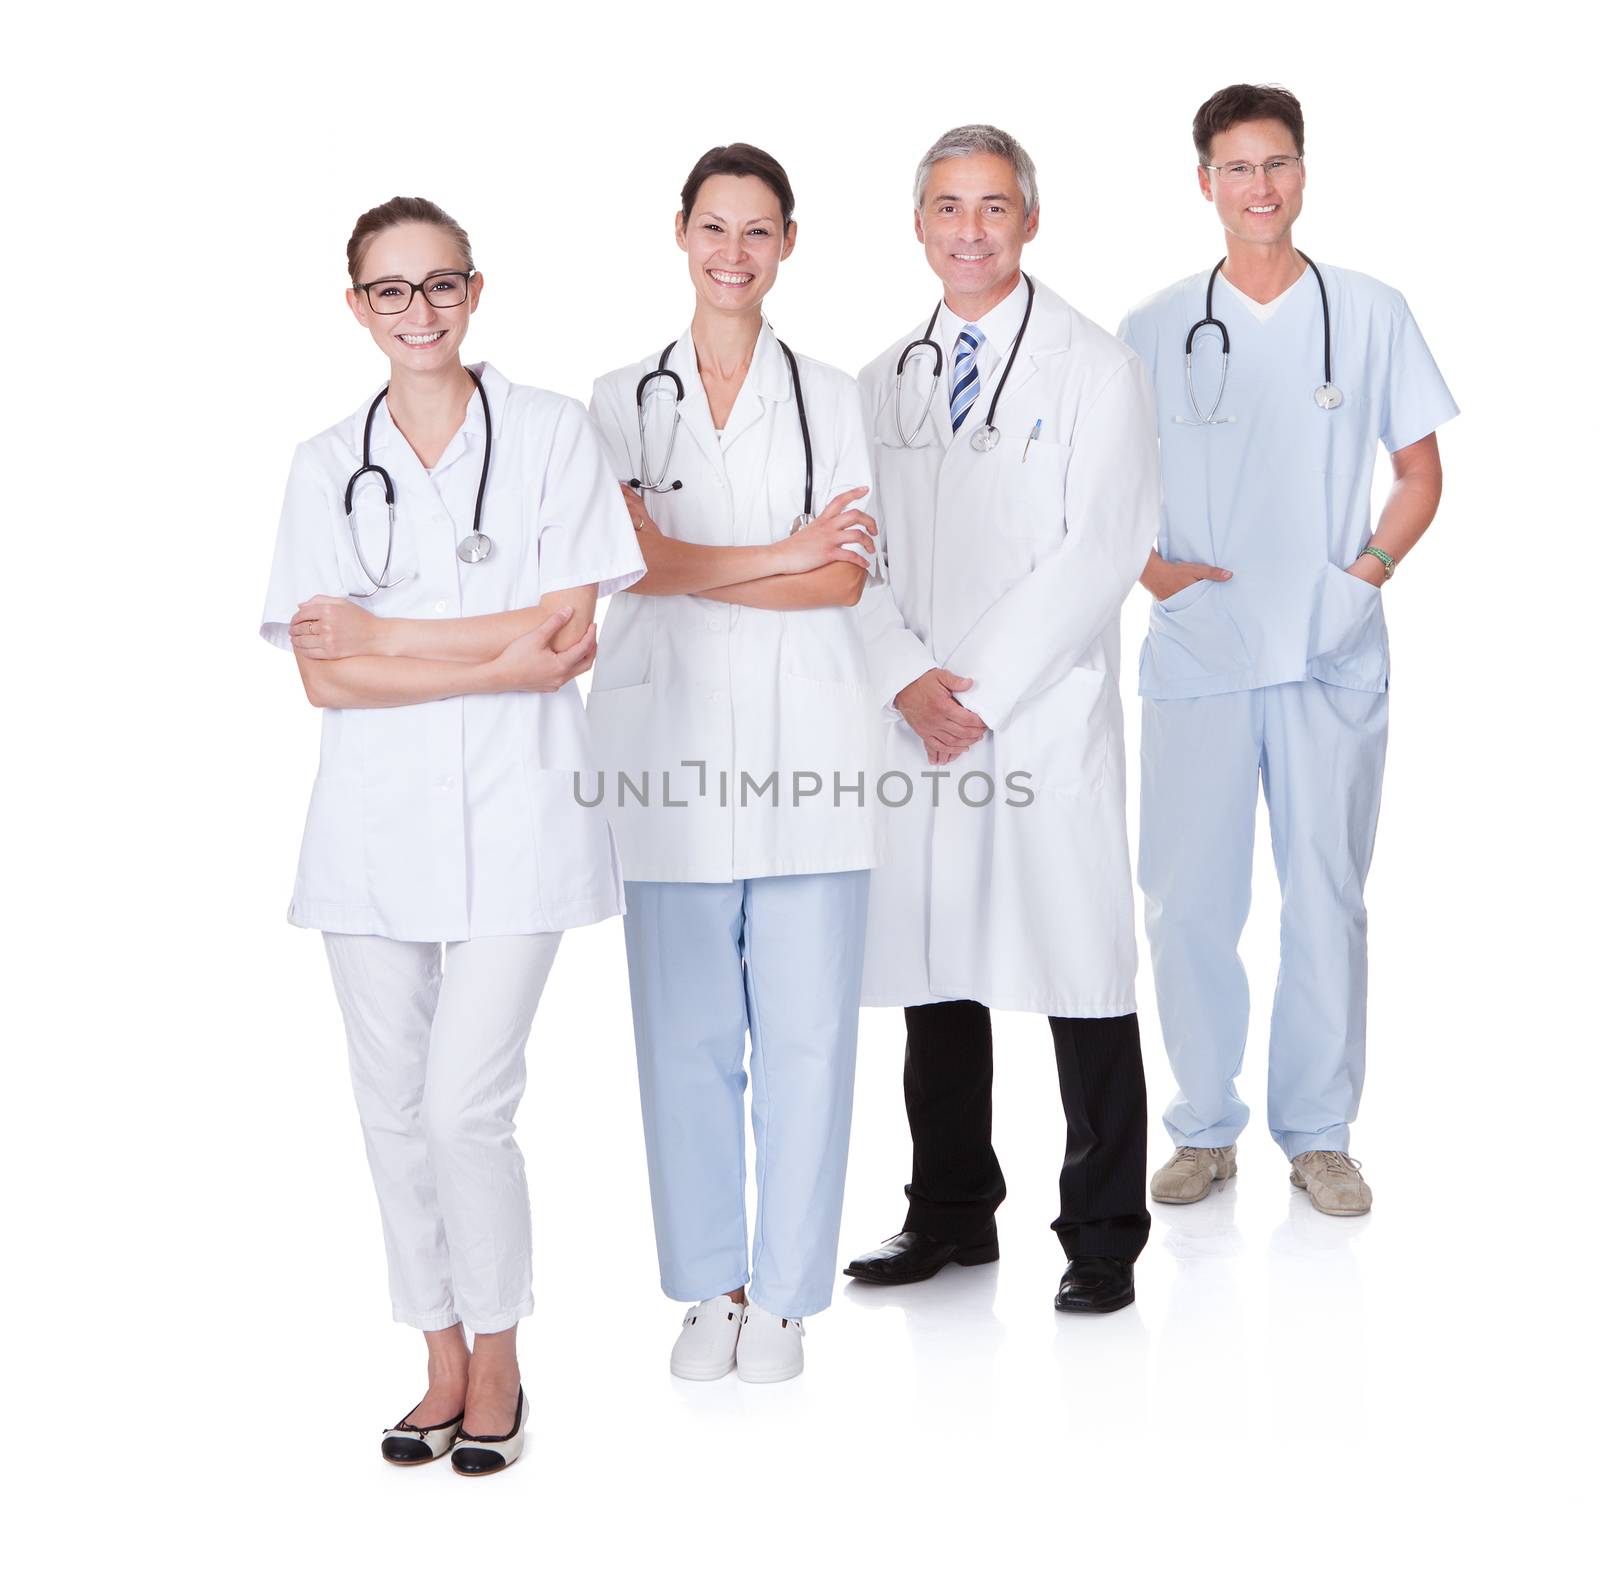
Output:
[845, 125, 1159, 1313]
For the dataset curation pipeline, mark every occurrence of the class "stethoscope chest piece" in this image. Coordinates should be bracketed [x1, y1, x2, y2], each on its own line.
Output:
[789, 513, 814, 535]
[969, 424, 1003, 453]
[1184, 253, 1342, 426]
[344, 367, 496, 592]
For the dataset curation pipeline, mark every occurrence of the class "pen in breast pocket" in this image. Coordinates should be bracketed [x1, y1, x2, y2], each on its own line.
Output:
[1022, 418, 1042, 461]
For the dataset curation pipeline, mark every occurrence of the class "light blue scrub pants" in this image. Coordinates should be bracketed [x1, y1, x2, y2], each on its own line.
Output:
[1139, 680, 1388, 1158]
[622, 870, 870, 1320]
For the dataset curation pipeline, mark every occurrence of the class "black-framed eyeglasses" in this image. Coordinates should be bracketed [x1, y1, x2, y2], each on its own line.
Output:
[1201, 156, 1305, 184]
[357, 271, 475, 314]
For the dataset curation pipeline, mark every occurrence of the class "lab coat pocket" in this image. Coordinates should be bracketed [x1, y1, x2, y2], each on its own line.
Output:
[291, 710, 369, 918]
[1308, 561, 1388, 690]
[775, 670, 882, 796]
[590, 597, 655, 693]
[999, 436, 1071, 554]
[526, 766, 621, 918]
[997, 667, 1110, 798]
[583, 679, 659, 791]
[779, 608, 870, 689]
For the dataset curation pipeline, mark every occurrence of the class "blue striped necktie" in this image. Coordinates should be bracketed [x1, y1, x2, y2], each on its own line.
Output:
[949, 323, 985, 431]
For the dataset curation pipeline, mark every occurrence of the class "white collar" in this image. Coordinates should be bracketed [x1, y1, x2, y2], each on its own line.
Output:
[937, 273, 1029, 360]
[369, 360, 501, 470]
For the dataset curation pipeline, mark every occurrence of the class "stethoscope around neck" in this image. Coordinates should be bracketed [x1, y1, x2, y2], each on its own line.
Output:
[890, 272, 1037, 450]
[1180, 250, 1342, 426]
[629, 334, 816, 532]
[342, 366, 494, 595]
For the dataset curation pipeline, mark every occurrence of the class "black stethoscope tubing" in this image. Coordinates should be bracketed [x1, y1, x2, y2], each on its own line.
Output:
[973, 272, 1036, 441]
[343, 366, 494, 589]
[630, 335, 815, 526]
[894, 272, 1037, 448]
[1184, 251, 1338, 424]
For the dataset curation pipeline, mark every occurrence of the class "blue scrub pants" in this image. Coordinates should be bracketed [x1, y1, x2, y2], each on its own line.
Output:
[1139, 680, 1388, 1158]
[622, 871, 870, 1319]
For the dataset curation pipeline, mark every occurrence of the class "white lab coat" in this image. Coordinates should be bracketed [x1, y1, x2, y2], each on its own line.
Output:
[586, 324, 883, 883]
[855, 280, 1159, 1017]
[260, 362, 646, 940]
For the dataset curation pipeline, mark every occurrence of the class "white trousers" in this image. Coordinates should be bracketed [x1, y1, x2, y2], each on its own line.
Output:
[322, 931, 561, 1334]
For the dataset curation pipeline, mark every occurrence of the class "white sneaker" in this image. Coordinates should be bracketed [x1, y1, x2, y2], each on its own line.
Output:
[669, 1295, 743, 1381]
[735, 1303, 805, 1384]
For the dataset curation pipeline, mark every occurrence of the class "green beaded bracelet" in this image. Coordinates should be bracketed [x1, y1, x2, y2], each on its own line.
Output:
[1360, 545, 1395, 580]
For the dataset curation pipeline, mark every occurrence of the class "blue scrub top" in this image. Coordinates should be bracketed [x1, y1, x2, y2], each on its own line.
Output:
[1120, 264, 1457, 699]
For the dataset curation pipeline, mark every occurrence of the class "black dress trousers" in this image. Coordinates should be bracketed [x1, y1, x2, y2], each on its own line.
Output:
[901, 1000, 1151, 1261]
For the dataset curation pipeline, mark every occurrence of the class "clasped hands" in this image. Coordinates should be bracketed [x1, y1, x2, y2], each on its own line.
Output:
[895, 668, 988, 767]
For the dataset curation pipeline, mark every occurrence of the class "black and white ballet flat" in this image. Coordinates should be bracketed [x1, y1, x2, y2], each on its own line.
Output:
[450, 1387, 526, 1477]
[380, 1406, 464, 1466]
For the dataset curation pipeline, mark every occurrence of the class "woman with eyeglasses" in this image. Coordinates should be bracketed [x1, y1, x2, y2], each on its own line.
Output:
[260, 196, 643, 1474]
[585, 144, 881, 1384]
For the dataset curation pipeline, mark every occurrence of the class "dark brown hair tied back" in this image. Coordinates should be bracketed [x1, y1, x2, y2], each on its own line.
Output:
[346, 196, 474, 282]
[680, 144, 796, 228]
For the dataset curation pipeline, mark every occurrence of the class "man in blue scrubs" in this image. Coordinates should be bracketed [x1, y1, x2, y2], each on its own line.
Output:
[1120, 84, 1456, 1215]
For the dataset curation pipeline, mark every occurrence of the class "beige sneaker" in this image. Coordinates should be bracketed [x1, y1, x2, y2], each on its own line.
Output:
[1150, 1145, 1237, 1204]
[1290, 1151, 1372, 1216]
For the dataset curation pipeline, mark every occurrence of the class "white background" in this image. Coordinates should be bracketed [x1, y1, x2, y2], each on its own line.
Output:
[6, 2, 1593, 1563]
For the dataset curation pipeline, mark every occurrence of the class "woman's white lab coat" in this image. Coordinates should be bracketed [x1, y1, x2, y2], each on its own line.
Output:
[586, 324, 882, 883]
[855, 281, 1159, 1017]
[259, 362, 645, 939]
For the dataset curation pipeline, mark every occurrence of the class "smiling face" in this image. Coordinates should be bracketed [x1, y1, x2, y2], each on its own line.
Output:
[915, 152, 1038, 316]
[677, 174, 794, 318]
[1198, 118, 1306, 249]
[345, 221, 483, 373]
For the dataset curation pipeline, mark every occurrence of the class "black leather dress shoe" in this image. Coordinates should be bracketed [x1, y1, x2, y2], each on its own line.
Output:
[1054, 1256, 1135, 1314]
[843, 1229, 1000, 1285]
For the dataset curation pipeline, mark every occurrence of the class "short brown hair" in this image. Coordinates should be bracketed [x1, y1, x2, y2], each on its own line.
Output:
[346, 196, 473, 283]
[680, 143, 796, 229]
[1192, 84, 1305, 164]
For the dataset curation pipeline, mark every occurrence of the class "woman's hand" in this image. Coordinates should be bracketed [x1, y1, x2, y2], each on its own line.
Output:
[291, 595, 385, 659]
[772, 487, 877, 575]
[488, 607, 598, 693]
[619, 482, 660, 535]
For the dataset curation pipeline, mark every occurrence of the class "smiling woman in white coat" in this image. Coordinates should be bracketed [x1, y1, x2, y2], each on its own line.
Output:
[261, 197, 643, 1474]
[586, 144, 881, 1384]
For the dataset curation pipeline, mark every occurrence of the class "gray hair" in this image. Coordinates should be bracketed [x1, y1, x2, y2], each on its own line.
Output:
[912, 124, 1039, 217]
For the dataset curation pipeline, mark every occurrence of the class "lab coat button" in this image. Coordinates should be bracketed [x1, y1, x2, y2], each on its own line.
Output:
[705, 616, 721, 631]
[433, 600, 448, 615]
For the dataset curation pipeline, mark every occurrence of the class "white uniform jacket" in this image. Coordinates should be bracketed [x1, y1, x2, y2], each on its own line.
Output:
[855, 279, 1159, 1016]
[586, 324, 883, 883]
[260, 362, 646, 940]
